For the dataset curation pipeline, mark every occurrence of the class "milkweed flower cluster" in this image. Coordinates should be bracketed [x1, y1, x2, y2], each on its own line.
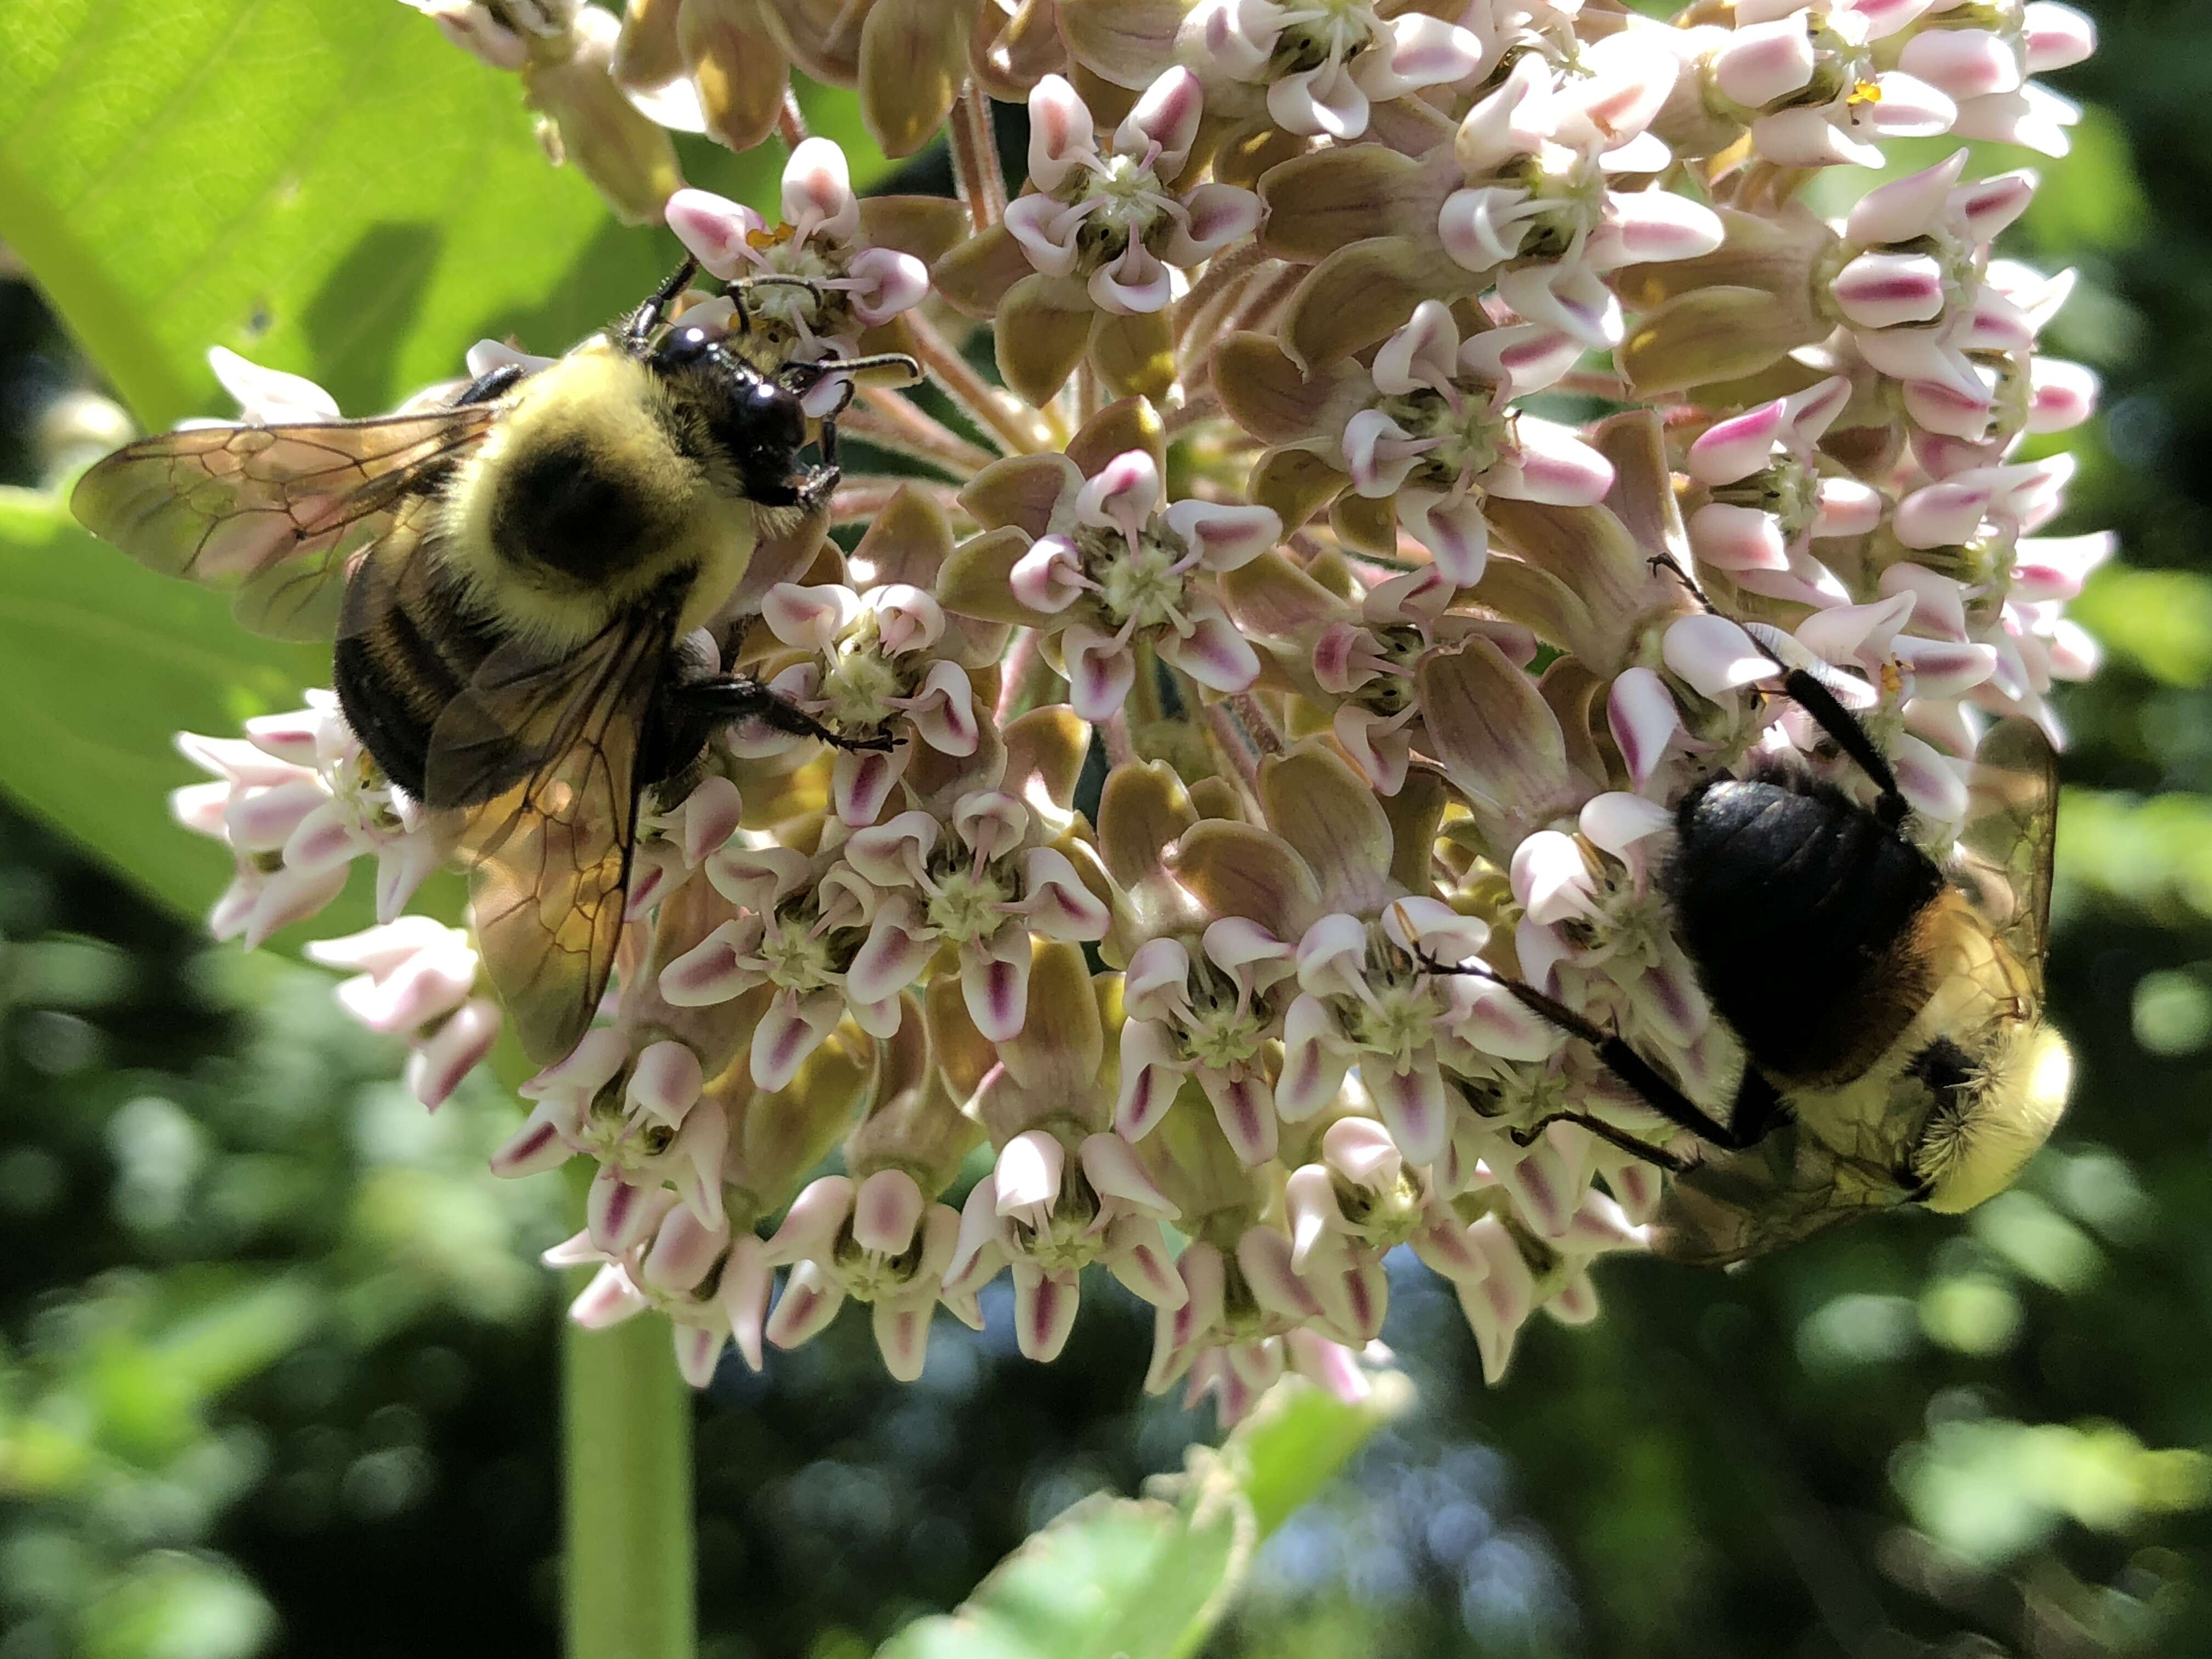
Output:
[163, 0, 2106, 1420]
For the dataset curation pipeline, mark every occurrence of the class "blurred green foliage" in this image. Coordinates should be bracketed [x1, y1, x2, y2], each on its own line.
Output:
[6, 1, 2212, 1656]
[0, 813, 565, 1657]
[878, 1379, 1410, 1659]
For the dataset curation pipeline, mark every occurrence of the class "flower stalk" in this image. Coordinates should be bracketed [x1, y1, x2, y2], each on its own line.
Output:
[563, 1272, 696, 1659]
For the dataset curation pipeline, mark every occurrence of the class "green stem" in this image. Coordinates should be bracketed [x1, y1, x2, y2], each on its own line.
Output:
[564, 1305, 696, 1659]
[526, 1114, 693, 1658]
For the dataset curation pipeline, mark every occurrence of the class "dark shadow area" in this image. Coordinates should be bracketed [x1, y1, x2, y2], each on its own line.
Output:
[298, 220, 446, 415]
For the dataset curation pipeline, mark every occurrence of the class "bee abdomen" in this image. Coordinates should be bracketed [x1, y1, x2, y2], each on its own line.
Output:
[1671, 770, 1944, 1085]
[335, 552, 504, 802]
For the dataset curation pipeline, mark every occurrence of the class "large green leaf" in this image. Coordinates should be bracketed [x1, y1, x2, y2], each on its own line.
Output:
[0, 0, 692, 429]
[0, 485, 443, 929]
[874, 1375, 1410, 1659]
[0, 0, 895, 915]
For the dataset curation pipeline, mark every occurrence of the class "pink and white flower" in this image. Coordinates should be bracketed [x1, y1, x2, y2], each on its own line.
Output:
[1006, 70, 1260, 315]
[1438, 41, 1724, 347]
[1682, 375, 1882, 606]
[667, 138, 930, 413]
[304, 917, 501, 1110]
[745, 581, 981, 826]
[549, 1197, 775, 1387]
[1006, 448, 1278, 720]
[1188, 0, 1482, 140]
[1116, 920, 1298, 1165]
[1279, 898, 1554, 1167]
[942, 1129, 1188, 1362]
[759, 1170, 973, 1381]
[656, 839, 895, 1090]
[1339, 301, 1609, 583]
[1700, 0, 1959, 170]
[843, 791, 1110, 1042]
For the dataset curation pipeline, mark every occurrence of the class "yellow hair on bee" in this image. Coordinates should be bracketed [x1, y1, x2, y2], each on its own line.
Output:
[436, 340, 759, 652]
[1917, 1018, 2073, 1214]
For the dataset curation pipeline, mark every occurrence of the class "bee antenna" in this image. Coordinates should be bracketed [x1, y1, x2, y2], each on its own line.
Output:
[781, 351, 923, 389]
[628, 256, 701, 349]
[725, 273, 828, 336]
[739, 273, 833, 296]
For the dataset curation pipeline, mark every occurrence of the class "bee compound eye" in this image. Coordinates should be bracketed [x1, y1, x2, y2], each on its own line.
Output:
[655, 326, 715, 367]
[744, 378, 806, 452]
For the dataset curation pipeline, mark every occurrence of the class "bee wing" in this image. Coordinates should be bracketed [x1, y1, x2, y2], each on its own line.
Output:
[1955, 718, 2060, 1001]
[1651, 1124, 1906, 1266]
[69, 407, 499, 641]
[426, 607, 678, 1066]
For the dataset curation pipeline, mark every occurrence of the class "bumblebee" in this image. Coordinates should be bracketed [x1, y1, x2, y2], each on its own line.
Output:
[72, 259, 913, 1065]
[1426, 636, 2070, 1265]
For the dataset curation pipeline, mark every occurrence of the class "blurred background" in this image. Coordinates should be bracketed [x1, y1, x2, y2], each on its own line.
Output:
[4, 1, 2210, 1655]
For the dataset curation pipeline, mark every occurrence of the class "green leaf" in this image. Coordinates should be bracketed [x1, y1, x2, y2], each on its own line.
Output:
[2017, 106, 2150, 256]
[0, 0, 695, 430]
[0, 0, 903, 918]
[877, 1486, 1246, 1659]
[2056, 786, 2212, 926]
[1226, 1368, 1409, 1534]
[2069, 566, 2212, 687]
[0, 484, 464, 930]
[875, 1375, 1410, 1659]
[0, 0, 905, 432]
[82, 1553, 276, 1659]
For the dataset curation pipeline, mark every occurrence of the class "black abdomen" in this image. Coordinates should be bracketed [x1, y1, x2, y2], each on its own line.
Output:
[1669, 764, 1943, 1084]
[334, 556, 505, 802]
[335, 552, 713, 808]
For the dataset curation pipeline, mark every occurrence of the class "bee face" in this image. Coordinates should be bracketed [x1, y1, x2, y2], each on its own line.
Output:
[1911, 1017, 2073, 1215]
[647, 322, 812, 501]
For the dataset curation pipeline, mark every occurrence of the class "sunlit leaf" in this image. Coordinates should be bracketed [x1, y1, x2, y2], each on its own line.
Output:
[2070, 566, 2212, 687]
[0, 486, 337, 919]
[875, 1376, 1409, 1659]
[0, 0, 689, 428]
[2018, 106, 2150, 255]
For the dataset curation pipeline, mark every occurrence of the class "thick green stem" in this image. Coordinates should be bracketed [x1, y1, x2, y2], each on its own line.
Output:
[538, 1129, 696, 1659]
[564, 1283, 697, 1659]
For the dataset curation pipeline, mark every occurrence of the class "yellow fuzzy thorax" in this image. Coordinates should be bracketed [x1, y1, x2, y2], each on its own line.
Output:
[435, 341, 759, 652]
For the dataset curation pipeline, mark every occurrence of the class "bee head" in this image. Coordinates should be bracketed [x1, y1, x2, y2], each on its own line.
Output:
[647, 321, 812, 493]
[1903, 1018, 2073, 1214]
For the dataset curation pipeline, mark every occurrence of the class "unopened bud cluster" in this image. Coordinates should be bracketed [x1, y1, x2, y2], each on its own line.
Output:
[174, 0, 2106, 1420]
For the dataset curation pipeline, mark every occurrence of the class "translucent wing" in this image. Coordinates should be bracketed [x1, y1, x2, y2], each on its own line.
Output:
[1651, 1122, 1910, 1266]
[427, 607, 678, 1066]
[69, 407, 498, 640]
[1954, 718, 2060, 1001]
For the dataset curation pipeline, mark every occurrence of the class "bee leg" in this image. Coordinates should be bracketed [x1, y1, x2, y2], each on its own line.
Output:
[1499, 974, 1770, 1149]
[795, 461, 841, 518]
[452, 363, 524, 408]
[1409, 938, 1767, 1152]
[674, 676, 896, 752]
[1508, 1112, 1691, 1175]
[1647, 549, 1708, 603]
[1645, 551, 1909, 824]
[1765, 664, 1910, 827]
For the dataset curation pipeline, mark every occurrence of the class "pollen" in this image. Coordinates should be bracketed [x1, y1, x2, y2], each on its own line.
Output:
[925, 866, 1011, 945]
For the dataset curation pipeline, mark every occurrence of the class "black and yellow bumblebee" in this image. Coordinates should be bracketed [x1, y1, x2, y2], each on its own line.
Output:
[72, 259, 912, 1065]
[1427, 634, 2070, 1264]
